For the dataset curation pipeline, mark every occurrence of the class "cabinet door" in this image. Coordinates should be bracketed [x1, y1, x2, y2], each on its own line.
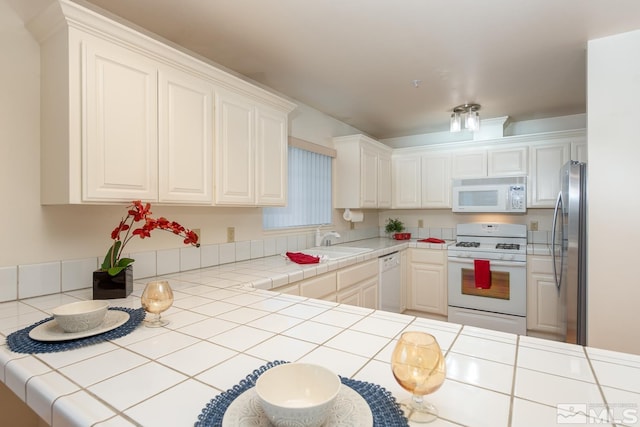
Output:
[83, 38, 158, 201]
[360, 145, 379, 208]
[215, 89, 255, 205]
[377, 152, 392, 208]
[337, 286, 361, 307]
[529, 143, 570, 207]
[361, 277, 379, 310]
[408, 263, 447, 315]
[452, 150, 487, 178]
[392, 155, 421, 208]
[158, 68, 213, 203]
[255, 105, 288, 206]
[400, 250, 408, 312]
[527, 274, 561, 333]
[572, 141, 587, 163]
[421, 152, 451, 208]
[488, 146, 528, 177]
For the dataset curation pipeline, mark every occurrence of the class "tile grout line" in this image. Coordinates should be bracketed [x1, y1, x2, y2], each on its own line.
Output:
[583, 345, 616, 426]
[507, 334, 520, 427]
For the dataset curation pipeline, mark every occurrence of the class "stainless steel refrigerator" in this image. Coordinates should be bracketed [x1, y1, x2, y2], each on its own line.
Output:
[551, 161, 587, 345]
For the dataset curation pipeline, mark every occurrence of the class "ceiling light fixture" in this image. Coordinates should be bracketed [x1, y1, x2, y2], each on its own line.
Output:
[450, 103, 481, 133]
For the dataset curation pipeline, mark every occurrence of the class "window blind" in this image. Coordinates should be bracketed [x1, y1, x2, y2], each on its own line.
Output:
[263, 146, 332, 229]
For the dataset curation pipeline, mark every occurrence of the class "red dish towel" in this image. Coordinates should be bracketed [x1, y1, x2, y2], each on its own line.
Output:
[286, 252, 320, 264]
[418, 238, 446, 244]
[474, 259, 491, 289]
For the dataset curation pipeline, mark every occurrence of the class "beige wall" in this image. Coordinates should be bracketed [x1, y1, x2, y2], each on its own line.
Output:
[0, 0, 559, 270]
[587, 29, 640, 355]
[0, 0, 375, 268]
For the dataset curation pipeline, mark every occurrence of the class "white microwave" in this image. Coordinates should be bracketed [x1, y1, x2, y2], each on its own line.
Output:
[452, 176, 527, 213]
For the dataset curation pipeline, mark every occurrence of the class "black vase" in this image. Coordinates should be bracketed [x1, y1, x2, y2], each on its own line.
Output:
[93, 265, 133, 300]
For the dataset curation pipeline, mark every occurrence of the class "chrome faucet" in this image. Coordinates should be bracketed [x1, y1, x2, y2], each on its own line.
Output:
[315, 229, 341, 246]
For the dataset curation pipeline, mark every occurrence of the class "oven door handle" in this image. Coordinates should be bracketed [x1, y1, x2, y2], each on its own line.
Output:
[447, 258, 524, 268]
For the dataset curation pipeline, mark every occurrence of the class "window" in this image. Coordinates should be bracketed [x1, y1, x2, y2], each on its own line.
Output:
[263, 146, 332, 229]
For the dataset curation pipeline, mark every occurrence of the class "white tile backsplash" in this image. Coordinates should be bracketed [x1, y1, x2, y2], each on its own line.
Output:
[275, 236, 287, 255]
[0, 266, 18, 302]
[180, 246, 201, 271]
[156, 249, 180, 276]
[250, 240, 264, 259]
[61, 257, 98, 292]
[219, 243, 236, 264]
[4, 226, 393, 302]
[263, 238, 276, 257]
[18, 262, 61, 299]
[287, 235, 298, 251]
[235, 241, 251, 262]
[130, 251, 156, 279]
[200, 244, 219, 268]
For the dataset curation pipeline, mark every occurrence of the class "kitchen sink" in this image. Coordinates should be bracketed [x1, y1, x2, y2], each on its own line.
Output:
[303, 246, 372, 260]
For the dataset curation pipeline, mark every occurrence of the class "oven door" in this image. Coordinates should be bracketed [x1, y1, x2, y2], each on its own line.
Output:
[447, 257, 526, 316]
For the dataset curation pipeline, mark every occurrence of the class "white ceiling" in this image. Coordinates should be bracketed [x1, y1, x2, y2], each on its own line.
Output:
[17, 0, 640, 139]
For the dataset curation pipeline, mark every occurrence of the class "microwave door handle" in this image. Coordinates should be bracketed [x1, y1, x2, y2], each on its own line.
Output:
[551, 191, 563, 291]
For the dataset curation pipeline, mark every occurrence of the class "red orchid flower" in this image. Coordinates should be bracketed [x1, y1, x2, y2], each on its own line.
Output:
[101, 200, 200, 276]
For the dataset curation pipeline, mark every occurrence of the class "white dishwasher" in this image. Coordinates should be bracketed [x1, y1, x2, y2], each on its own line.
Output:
[379, 251, 401, 313]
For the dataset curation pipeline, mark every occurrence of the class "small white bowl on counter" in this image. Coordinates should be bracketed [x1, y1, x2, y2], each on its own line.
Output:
[255, 363, 341, 427]
[51, 300, 110, 333]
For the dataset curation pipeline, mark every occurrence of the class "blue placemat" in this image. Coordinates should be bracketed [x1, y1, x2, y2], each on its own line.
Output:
[194, 360, 408, 427]
[6, 307, 145, 354]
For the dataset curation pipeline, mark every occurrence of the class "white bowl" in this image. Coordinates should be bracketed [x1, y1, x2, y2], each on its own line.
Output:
[51, 300, 109, 333]
[255, 363, 341, 427]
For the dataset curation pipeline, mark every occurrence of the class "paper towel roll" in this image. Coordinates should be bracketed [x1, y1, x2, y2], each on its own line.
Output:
[343, 209, 364, 222]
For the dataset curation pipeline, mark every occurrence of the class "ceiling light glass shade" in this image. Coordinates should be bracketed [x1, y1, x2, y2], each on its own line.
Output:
[466, 110, 479, 131]
[450, 103, 481, 133]
[450, 112, 461, 132]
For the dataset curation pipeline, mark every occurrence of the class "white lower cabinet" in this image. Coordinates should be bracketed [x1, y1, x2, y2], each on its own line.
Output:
[337, 260, 379, 309]
[275, 259, 379, 308]
[299, 272, 337, 301]
[526, 255, 562, 336]
[407, 249, 447, 315]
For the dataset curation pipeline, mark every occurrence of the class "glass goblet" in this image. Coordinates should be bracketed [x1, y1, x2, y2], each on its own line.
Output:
[391, 331, 446, 423]
[141, 280, 174, 327]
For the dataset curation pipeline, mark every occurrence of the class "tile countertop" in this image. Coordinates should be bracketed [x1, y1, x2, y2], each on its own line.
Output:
[0, 239, 639, 426]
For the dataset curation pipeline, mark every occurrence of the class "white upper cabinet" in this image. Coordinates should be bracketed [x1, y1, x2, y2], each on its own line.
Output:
[214, 90, 289, 206]
[453, 146, 527, 178]
[572, 140, 588, 163]
[29, 0, 295, 205]
[214, 89, 255, 205]
[392, 154, 422, 208]
[334, 134, 392, 209]
[452, 150, 487, 178]
[392, 151, 452, 209]
[488, 146, 528, 177]
[255, 106, 289, 206]
[529, 141, 571, 207]
[158, 67, 213, 203]
[377, 151, 392, 208]
[82, 36, 159, 202]
[421, 152, 452, 208]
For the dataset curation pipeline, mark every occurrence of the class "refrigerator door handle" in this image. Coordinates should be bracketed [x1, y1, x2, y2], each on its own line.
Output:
[551, 191, 563, 291]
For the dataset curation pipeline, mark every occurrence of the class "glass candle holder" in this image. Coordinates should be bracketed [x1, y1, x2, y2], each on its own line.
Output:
[140, 280, 174, 327]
